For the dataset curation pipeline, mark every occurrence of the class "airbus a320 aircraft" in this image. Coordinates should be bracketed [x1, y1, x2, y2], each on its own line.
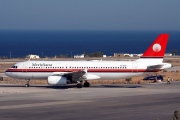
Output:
[5, 34, 172, 88]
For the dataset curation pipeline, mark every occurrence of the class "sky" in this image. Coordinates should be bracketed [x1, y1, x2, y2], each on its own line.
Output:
[0, 0, 180, 31]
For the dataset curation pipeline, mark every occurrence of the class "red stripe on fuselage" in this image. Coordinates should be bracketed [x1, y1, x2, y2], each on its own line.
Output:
[6, 68, 161, 73]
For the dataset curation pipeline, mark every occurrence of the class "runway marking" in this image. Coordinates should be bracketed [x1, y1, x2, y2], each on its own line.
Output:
[0, 100, 91, 109]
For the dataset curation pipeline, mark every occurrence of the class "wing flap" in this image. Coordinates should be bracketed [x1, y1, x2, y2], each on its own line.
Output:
[147, 64, 164, 69]
[51, 69, 87, 81]
[51, 69, 100, 81]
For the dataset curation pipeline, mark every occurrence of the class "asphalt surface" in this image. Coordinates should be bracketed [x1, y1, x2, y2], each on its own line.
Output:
[167, 66, 180, 71]
[0, 73, 6, 77]
[0, 82, 179, 120]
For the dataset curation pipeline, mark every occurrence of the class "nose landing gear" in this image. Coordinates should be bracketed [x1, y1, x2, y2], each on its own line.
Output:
[25, 79, 30, 87]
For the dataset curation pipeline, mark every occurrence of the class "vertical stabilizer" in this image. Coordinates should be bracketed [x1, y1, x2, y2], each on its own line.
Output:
[136, 34, 169, 62]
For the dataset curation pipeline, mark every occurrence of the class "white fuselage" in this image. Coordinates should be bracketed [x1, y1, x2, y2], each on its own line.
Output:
[5, 60, 171, 80]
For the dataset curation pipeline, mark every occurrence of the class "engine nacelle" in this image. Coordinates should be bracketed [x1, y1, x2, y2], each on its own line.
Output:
[48, 76, 67, 85]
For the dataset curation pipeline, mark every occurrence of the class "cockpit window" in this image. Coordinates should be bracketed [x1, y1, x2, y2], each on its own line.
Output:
[11, 66, 17, 68]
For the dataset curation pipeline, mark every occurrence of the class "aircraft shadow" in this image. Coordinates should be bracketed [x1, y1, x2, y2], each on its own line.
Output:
[42, 84, 143, 89]
[90, 85, 142, 88]
[0, 84, 143, 89]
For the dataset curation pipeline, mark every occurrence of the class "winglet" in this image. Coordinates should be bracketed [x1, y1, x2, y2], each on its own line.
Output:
[141, 34, 169, 58]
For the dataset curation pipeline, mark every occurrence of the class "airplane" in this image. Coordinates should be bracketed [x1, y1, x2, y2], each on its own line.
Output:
[5, 34, 172, 88]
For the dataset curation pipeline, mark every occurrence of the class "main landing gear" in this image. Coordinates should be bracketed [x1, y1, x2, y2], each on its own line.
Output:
[77, 82, 82, 88]
[76, 80, 90, 88]
[25, 79, 30, 87]
[84, 80, 90, 87]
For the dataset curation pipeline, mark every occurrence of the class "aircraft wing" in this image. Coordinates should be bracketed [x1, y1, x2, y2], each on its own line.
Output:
[51, 69, 100, 81]
[63, 69, 87, 81]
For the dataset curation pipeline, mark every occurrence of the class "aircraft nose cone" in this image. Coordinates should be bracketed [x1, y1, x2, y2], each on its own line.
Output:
[5, 70, 10, 77]
[5, 71, 8, 76]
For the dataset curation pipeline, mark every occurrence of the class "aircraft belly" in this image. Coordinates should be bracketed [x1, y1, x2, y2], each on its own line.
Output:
[89, 72, 144, 80]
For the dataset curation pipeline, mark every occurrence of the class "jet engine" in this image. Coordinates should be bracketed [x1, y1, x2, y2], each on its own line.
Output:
[48, 76, 67, 85]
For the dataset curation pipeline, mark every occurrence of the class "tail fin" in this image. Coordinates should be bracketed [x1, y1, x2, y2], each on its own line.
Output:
[137, 34, 169, 62]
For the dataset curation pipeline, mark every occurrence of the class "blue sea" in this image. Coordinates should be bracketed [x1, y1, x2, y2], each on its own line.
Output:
[0, 30, 180, 58]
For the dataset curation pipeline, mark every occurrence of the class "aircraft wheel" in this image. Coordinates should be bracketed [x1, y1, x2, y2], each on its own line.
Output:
[77, 83, 82, 88]
[84, 81, 90, 87]
[25, 84, 30, 87]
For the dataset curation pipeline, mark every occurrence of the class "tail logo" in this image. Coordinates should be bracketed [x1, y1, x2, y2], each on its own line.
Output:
[153, 43, 161, 52]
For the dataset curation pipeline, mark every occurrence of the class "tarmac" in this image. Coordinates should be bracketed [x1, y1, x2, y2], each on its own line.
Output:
[167, 66, 180, 72]
[0, 73, 6, 77]
[0, 82, 180, 120]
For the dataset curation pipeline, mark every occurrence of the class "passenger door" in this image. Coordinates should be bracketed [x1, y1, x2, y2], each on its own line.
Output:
[132, 63, 138, 72]
[23, 63, 28, 72]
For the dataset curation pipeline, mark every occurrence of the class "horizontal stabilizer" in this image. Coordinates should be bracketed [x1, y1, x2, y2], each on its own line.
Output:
[147, 64, 164, 69]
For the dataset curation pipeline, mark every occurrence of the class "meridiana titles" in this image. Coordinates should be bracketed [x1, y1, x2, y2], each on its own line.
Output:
[32, 63, 52, 66]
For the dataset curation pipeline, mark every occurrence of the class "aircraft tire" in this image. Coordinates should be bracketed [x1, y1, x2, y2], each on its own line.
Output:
[25, 84, 29, 87]
[77, 83, 82, 88]
[84, 81, 90, 87]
